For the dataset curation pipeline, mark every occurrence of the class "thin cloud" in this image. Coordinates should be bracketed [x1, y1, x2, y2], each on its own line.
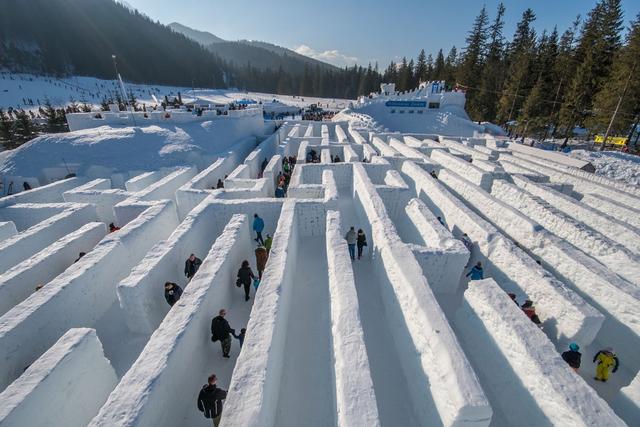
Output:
[294, 44, 359, 67]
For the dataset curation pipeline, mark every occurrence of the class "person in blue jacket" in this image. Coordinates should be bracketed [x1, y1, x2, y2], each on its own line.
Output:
[275, 185, 285, 198]
[253, 213, 265, 245]
[466, 261, 484, 280]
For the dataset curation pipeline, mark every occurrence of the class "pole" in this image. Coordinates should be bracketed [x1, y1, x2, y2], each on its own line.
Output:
[599, 61, 636, 151]
[544, 76, 564, 142]
[507, 78, 521, 124]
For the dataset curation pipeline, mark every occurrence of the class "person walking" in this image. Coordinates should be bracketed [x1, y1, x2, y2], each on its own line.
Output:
[356, 229, 367, 260]
[211, 309, 236, 358]
[275, 185, 285, 198]
[197, 374, 227, 427]
[466, 261, 484, 280]
[562, 343, 582, 372]
[264, 234, 273, 253]
[164, 282, 183, 307]
[236, 328, 246, 348]
[593, 347, 619, 382]
[255, 246, 268, 280]
[253, 214, 265, 245]
[236, 260, 255, 301]
[184, 254, 202, 280]
[521, 300, 542, 325]
[461, 233, 473, 251]
[216, 179, 224, 189]
[345, 226, 357, 261]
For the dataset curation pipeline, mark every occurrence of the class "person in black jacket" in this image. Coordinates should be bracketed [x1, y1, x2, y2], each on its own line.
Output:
[211, 309, 236, 358]
[236, 260, 255, 301]
[164, 282, 183, 307]
[184, 254, 202, 280]
[197, 374, 227, 426]
[561, 343, 582, 372]
[356, 229, 367, 260]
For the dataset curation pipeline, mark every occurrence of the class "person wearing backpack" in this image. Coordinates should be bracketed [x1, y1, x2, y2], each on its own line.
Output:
[211, 309, 236, 358]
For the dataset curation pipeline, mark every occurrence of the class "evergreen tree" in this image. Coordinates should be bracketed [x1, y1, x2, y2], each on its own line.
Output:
[425, 54, 434, 81]
[0, 109, 13, 144]
[520, 28, 560, 136]
[590, 12, 640, 136]
[559, 0, 623, 137]
[458, 5, 489, 119]
[444, 46, 458, 85]
[414, 49, 428, 83]
[477, 2, 506, 122]
[496, 8, 537, 125]
[397, 57, 411, 91]
[433, 49, 446, 80]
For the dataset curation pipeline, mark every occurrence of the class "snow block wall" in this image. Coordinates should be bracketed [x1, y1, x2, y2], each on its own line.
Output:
[325, 210, 380, 427]
[0, 200, 177, 390]
[1, 117, 639, 426]
[455, 279, 625, 427]
[401, 161, 603, 346]
[352, 163, 491, 426]
[222, 201, 299, 427]
[404, 198, 469, 293]
[91, 214, 251, 427]
[0, 222, 107, 317]
[0, 328, 117, 427]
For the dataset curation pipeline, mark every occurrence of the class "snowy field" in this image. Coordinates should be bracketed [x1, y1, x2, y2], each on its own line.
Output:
[569, 149, 640, 186]
[0, 72, 351, 112]
[0, 106, 638, 426]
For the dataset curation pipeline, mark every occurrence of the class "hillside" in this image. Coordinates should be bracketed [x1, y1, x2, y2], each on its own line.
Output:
[168, 22, 337, 73]
[0, 0, 228, 88]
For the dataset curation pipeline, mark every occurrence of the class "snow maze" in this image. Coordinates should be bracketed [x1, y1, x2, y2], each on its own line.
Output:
[0, 121, 639, 427]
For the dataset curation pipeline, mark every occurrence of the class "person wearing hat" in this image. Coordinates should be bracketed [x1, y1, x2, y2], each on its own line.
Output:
[465, 261, 484, 281]
[593, 347, 619, 382]
[521, 300, 542, 325]
[561, 343, 582, 372]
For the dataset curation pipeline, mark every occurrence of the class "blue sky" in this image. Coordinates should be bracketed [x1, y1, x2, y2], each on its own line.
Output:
[125, 0, 640, 67]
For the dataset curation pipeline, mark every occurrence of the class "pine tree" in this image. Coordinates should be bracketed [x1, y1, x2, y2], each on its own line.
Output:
[520, 28, 560, 136]
[444, 46, 458, 85]
[425, 54, 434, 81]
[559, 0, 623, 138]
[433, 49, 446, 80]
[414, 49, 428, 84]
[496, 8, 537, 125]
[477, 2, 506, 122]
[458, 5, 489, 119]
[397, 57, 411, 91]
[589, 12, 640, 136]
[0, 109, 14, 144]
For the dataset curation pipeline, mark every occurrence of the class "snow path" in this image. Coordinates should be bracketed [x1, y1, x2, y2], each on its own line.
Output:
[338, 190, 421, 426]
[180, 262, 256, 426]
[273, 236, 335, 426]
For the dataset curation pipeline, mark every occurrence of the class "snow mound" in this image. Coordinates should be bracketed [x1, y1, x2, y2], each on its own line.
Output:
[569, 149, 640, 186]
[0, 117, 262, 184]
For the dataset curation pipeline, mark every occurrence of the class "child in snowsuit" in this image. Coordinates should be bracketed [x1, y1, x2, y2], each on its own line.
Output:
[255, 246, 268, 279]
[593, 347, 619, 382]
[562, 343, 582, 372]
[237, 328, 246, 348]
[521, 300, 542, 326]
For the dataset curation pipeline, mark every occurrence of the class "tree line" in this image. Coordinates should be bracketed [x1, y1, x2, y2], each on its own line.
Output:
[380, 0, 639, 141]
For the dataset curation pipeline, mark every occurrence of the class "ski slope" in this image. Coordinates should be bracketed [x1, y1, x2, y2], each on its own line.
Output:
[0, 112, 638, 426]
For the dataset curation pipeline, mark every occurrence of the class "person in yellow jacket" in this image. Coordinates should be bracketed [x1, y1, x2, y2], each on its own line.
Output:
[593, 347, 619, 382]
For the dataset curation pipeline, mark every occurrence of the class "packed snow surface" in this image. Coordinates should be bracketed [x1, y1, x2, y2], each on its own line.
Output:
[569, 149, 640, 186]
[0, 83, 638, 426]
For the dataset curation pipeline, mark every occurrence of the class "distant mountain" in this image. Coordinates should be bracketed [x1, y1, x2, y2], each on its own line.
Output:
[169, 22, 337, 72]
[168, 22, 225, 46]
[0, 0, 226, 87]
[0, 0, 374, 100]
